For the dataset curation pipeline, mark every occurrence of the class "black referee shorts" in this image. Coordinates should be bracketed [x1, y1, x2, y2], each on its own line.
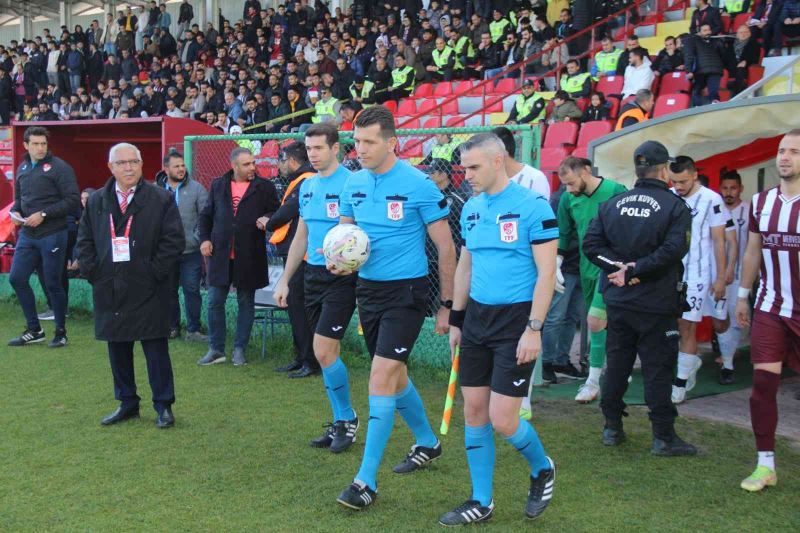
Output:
[304, 264, 357, 340]
[459, 298, 533, 397]
[356, 276, 428, 362]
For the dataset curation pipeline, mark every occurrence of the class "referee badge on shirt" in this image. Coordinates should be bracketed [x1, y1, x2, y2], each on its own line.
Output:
[497, 213, 520, 243]
[386, 195, 407, 221]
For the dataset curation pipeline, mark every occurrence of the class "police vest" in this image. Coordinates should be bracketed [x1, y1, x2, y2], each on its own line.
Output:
[391, 65, 415, 91]
[614, 106, 648, 131]
[350, 80, 375, 101]
[515, 93, 545, 122]
[560, 72, 590, 96]
[431, 141, 460, 162]
[312, 97, 338, 123]
[489, 19, 511, 43]
[593, 48, 623, 79]
[432, 47, 455, 73]
[452, 35, 474, 68]
[269, 171, 315, 245]
[236, 138, 258, 154]
[724, 0, 744, 12]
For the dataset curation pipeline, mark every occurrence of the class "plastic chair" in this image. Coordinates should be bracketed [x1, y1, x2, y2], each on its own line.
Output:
[433, 82, 454, 97]
[543, 121, 579, 148]
[576, 121, 613, 148]
[595, 74, 624, 96]
[652, 93, 690, 118]
[397, 99, 417, 116]
[414, 83, 434, 98]
[657, 71, 691, 94]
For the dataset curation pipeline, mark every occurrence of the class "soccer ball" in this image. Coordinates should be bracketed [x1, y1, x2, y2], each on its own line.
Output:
[323, 224, 371, 272]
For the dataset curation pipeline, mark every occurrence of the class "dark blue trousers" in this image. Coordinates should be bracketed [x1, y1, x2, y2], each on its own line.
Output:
[107, 338, 175, 414]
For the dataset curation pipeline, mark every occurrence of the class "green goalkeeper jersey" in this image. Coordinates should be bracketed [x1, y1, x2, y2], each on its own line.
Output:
[557, 177, 627, 280]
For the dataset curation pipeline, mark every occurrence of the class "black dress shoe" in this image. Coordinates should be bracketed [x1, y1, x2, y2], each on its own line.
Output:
[156, 408, 175, 429]
[168, 327, 181, 340]
[288, 364, 321, 378]
[602, 425, 626, 446]
[275, 360, 303, 373]
[101, 405, 140, 426]
[651, 434, 697, 457]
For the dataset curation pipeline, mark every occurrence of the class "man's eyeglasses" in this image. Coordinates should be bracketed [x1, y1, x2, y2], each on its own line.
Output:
[111, 159, 142, 167]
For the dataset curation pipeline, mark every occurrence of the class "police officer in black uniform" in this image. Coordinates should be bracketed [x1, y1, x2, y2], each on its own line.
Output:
[582, 141, 697, 457]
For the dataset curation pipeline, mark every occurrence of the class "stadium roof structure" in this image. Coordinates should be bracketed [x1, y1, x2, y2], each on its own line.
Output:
[588, 94, 800, 189]
[0, 1, 106, 28]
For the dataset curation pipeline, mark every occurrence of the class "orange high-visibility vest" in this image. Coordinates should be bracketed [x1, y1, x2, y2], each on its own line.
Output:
[615, 106, 648, 131]
[268, 171, 315, 245]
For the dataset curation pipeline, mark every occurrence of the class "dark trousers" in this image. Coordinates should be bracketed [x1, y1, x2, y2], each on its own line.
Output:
[37, 227, 77, 311]
[9, 229, 68, 331]
[286, 259, 316, 369]
[601, 305, 679, 441]
[691, 73, 721, 106]
[107, 337, 175, 414]
[169, 251, 203, 332]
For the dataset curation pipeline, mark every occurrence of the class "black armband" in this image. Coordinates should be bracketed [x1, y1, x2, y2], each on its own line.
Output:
[449, 309, 466, 329]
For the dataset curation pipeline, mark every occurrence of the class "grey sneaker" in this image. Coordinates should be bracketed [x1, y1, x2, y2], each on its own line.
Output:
[185, 331, 208, 342]
[38, 309, 55, 321]
[232, 347, 247, 367]
[197, 349, 226, 365]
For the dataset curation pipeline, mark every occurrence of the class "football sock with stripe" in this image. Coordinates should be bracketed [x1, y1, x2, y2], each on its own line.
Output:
[355, 395, 396, 491]
[322, 357, 354, 421]
[395, 379, 438, 448]
[588, 329, 607, 381]
[505, 419, 550, 477]
[465, 424, 495, 507]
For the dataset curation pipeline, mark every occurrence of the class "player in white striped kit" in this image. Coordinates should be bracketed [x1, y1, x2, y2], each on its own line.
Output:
[713, 172, 750, 384]
[668, 156, 734, 404]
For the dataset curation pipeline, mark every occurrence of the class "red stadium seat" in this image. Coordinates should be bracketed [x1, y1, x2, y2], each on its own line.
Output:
[414, 83, 434, 98]
[397, 99, 417, 116]
[417, 99, 440, 116]
[440, 99, 459, 115]
[606, 96, 620, 119]
[445, 115, 466, 127]
[433, 82, 454, 96]
[400, 118, 421, 129]
[384, 100, 398, 114]
[657, 71, 691, 94]
[467, 85, 486, 96]
[398, 142, 424, 158]
[483, 99, 503, 113]
[422, 117, 442, 129]
[572, 147, 589, 159]
[721, 14, 731, 33]
[539, 147, 573, 172]
[454, 80, 474, 94]
[259, 140, 279, 158]
[732, 13, 752, 33]
[595, 74, 624, 96]
[543, 121, 579, 148]
[490, 78, 517, 95]
[576, 121, 613, 147]
[653, 93, 690, 117]
[620, 94, 636, 107]
[748, 65, 765, 85]
[575, 98, 589, 112]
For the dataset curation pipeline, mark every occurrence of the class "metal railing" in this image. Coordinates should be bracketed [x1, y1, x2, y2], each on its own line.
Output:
[732, 55, 800, 100]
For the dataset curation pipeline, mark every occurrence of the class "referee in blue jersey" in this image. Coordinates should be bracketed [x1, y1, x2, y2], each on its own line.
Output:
[333, 105, 457, 510]
[274, 123, 360, 453]
[440, 133, 558, 526]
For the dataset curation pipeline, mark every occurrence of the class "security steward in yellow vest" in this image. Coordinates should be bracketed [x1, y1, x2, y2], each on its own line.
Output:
[449, 29, 475, 76]
[506, 79, 546, 124]
[722, 0, 747, 15]
[615, 89, 654, 131]
[311, 87, 339, 124]
[560, 59, 592, 99]
[349, 75, 376, 106]
[591, 39, 623, 80]
[421, 133, 463, 167]
[387, 54, 416, 100]
[489, 9, 512, 44]
[426, 37, 456, 82]
[266, 142, 318, 376]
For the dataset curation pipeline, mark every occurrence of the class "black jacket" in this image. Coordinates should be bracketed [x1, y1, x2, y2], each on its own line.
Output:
[684, 34, 725, 76]
[652, 49, 684, 75]
[76, 178, 185, 341]
[265, 163, 315, 256]
[13, 153, 80, 239]
[582, 178, 691, 316]
[690, 5, 723, 35]
[197, 171, 280, 289]
[178, 2, 194, 23]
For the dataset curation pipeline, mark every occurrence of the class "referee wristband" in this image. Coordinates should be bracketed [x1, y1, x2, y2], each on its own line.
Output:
[449, 309, 466, 329]
[737, 287, 751, 299]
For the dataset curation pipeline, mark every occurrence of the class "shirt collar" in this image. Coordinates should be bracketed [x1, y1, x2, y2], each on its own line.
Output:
[116, 182, 136, 195]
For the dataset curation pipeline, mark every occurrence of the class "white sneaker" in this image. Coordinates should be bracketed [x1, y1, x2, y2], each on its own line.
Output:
[672, 385, 687, 404]
[575, 381, 600, 403]
[685, 356, 703, 392]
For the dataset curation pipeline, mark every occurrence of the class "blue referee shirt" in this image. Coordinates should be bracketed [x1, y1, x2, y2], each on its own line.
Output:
[299, 165, 353, 266]
[340, 159, 449, 281]
[461, 181, 558, 305]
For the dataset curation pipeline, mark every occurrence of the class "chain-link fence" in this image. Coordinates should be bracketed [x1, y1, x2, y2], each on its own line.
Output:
[184, 124, 542, 368]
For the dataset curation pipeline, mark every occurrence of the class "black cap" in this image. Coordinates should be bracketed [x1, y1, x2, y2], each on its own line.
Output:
[426, 159, 452, 177]
[634, 141, 675, 167]
[354, 75, 364, 84]
[522, 79, 535, 88]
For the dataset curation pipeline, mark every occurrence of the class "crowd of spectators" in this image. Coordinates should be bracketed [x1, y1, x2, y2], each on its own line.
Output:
[0, 1, 795, 130]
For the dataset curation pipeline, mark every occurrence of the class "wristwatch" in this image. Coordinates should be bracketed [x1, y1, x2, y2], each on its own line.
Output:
[527, 319, 543, 332]
[440, 299, 453, 309]
[41, 211, 47, 218]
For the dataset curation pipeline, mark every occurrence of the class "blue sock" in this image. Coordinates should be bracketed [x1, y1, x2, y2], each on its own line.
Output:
[322, 357, 354, 421]
[504, 419, 550, 477]
[465, 424, 495, 506]
[355, 395, 396, 491]
[395, 379, 438, 448]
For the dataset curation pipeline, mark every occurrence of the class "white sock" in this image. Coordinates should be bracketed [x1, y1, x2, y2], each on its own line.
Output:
[717, 327, 740, 370]
[758, 451, 775, 470]
[677, 352, 698, 380]
[587, 367, 602, 387]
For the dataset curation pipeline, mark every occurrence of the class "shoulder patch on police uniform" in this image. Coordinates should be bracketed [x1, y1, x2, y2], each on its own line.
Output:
[542, 218, 558, 229]
[713, 205, 721, 214]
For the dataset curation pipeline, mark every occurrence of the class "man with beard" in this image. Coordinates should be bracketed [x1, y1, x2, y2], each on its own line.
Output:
[157, 151, 208, 342]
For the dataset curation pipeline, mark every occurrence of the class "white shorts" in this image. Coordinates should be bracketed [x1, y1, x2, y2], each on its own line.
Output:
[702, 288, 728, 321]
[682, 279, 711, 322]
